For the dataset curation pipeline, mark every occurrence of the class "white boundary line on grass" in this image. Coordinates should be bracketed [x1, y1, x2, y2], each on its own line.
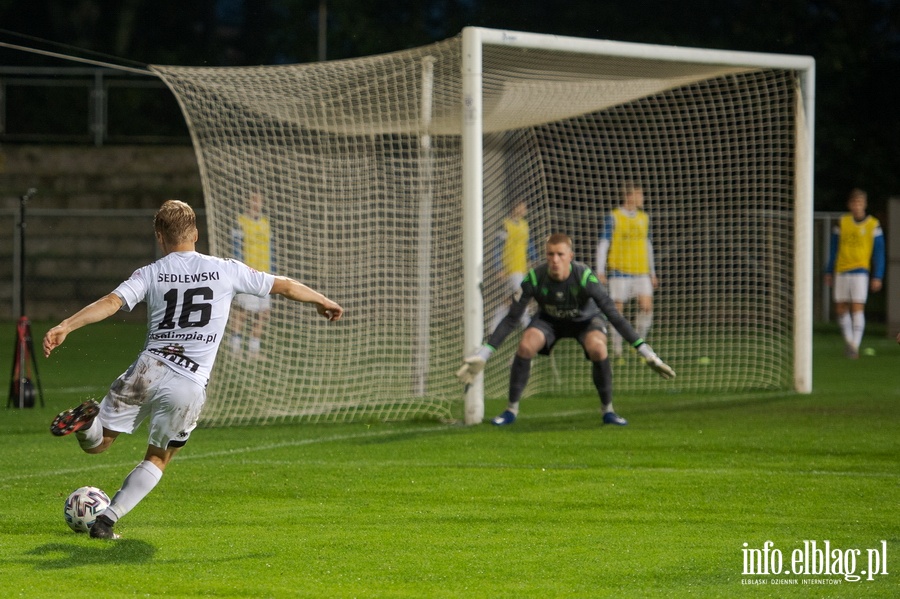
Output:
[4, 425, 451, 485]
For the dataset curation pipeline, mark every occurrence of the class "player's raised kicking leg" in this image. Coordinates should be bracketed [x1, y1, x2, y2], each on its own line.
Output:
[50, 399, 100, 438]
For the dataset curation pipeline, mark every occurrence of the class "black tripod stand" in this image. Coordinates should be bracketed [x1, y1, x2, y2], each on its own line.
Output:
[8, 188, 44, 409]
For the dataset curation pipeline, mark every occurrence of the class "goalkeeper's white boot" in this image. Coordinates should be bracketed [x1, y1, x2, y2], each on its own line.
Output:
[491, 410, 517, 426]
[602, 412, 628, 426]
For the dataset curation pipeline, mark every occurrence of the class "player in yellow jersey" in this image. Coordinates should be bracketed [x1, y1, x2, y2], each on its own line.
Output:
[229, 192, 273, 358]
[489, 201, 537, 333]
[595, 182, 658, 360]
[824, 189, 885, 359]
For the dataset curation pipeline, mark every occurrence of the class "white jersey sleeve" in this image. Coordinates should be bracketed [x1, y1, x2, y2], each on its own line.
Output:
[113, 251, 275, 386]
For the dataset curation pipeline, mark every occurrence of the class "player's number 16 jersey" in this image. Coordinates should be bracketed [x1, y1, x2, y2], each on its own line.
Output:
[113, 251, 275, 386]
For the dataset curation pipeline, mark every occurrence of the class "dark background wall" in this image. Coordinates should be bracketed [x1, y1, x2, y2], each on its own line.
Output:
[0, 144, 204, 321]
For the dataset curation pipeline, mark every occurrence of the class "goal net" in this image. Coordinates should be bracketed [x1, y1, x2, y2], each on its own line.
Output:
[151, 28, 814, 426]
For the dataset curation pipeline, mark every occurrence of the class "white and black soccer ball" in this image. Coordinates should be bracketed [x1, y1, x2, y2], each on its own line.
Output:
[64, 486, 111, 533]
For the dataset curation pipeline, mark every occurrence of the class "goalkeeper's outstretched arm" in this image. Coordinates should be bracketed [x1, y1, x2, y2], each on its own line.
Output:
[456, 285, 532, 384]
[589, 279, 675, 379]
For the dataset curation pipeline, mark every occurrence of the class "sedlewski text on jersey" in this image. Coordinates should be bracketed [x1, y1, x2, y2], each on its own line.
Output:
[157, 271, 221, 283]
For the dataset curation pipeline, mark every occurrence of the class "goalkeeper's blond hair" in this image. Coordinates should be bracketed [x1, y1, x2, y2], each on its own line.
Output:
[546, 232, 573, 249]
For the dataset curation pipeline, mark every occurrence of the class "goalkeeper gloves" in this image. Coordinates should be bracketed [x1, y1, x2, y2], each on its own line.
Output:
[637, 343, 676, 380]
[455, 345, 494, 385]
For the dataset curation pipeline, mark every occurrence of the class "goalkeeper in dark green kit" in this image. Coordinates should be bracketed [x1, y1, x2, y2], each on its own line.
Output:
[457, 233, 674, 426]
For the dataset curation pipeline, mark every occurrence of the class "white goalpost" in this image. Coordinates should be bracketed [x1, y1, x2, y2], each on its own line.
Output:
[151, 27, 815, 427]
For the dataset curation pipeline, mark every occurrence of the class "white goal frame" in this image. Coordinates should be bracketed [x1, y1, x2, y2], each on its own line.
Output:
[460, 27, 815, 424]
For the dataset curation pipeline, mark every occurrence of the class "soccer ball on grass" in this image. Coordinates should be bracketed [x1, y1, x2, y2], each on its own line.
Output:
[64, 486, 111, 533]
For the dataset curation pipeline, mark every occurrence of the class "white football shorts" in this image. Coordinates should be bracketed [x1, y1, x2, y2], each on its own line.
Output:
[607, 275, 653, 302]
[99, 354, 206, 449]
[235, 293, 271, 312]
[833, 272, 869, 304]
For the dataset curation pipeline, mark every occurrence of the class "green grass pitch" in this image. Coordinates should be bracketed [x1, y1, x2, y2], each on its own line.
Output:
[0, 320, 897, 597]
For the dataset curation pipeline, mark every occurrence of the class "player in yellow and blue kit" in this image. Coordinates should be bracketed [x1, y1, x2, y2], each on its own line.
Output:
[229, 192, 274, 358]
[824, 188, 885, 358]
[595, 182, 658, 360]
[489, 200, 538, 333]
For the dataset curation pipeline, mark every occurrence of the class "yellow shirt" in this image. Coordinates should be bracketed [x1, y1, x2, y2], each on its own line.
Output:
[607, 208, 650, 275]
[237, 214, 272, 272]
[501, 217, 530, 276]
[834, 214, 880, 274]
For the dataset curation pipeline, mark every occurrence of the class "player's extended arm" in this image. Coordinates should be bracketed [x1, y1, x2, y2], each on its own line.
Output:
[270, 276, 343, 321]
[455, 345, 494, 385]
[635, 343, 675, 379]
[43, 293, 124, 357]
[456, 279, 533, 384]
[590, 279, 675, 379]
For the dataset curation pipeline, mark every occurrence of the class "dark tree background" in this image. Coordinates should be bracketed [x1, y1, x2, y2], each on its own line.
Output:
[1, 0, 898, 210]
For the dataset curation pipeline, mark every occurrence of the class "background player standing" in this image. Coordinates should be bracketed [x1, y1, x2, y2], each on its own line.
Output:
[824, 188, 885, 358]
[229, 191, 273, 358]
[595, 182, 658, 362]
[45, 199, 343, 539]
[489, 200, 538, 333]
[457, 233, 674, 427]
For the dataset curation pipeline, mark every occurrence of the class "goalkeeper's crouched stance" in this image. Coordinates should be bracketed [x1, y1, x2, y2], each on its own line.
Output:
[456, 233, 674, 427]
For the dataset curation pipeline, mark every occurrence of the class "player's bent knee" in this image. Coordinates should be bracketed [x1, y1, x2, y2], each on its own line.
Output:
[586, 348, 607, 361]
[516, 346, 538, 359]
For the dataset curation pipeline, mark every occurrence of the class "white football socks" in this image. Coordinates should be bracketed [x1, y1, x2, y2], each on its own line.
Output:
[838, 312, 853, 347]
[105, 460, 163, 523]
[75, 417, 103, 451]
[610, 329, 623, 357]
[851, 311, 865, 349]
[636, 311, 653, 339]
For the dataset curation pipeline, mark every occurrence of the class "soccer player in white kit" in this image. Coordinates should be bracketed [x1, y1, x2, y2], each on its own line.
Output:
[44, 199, 343, 539]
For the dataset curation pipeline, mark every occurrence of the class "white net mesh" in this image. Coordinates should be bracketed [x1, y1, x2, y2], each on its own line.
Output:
[152, 33, 805, 426]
